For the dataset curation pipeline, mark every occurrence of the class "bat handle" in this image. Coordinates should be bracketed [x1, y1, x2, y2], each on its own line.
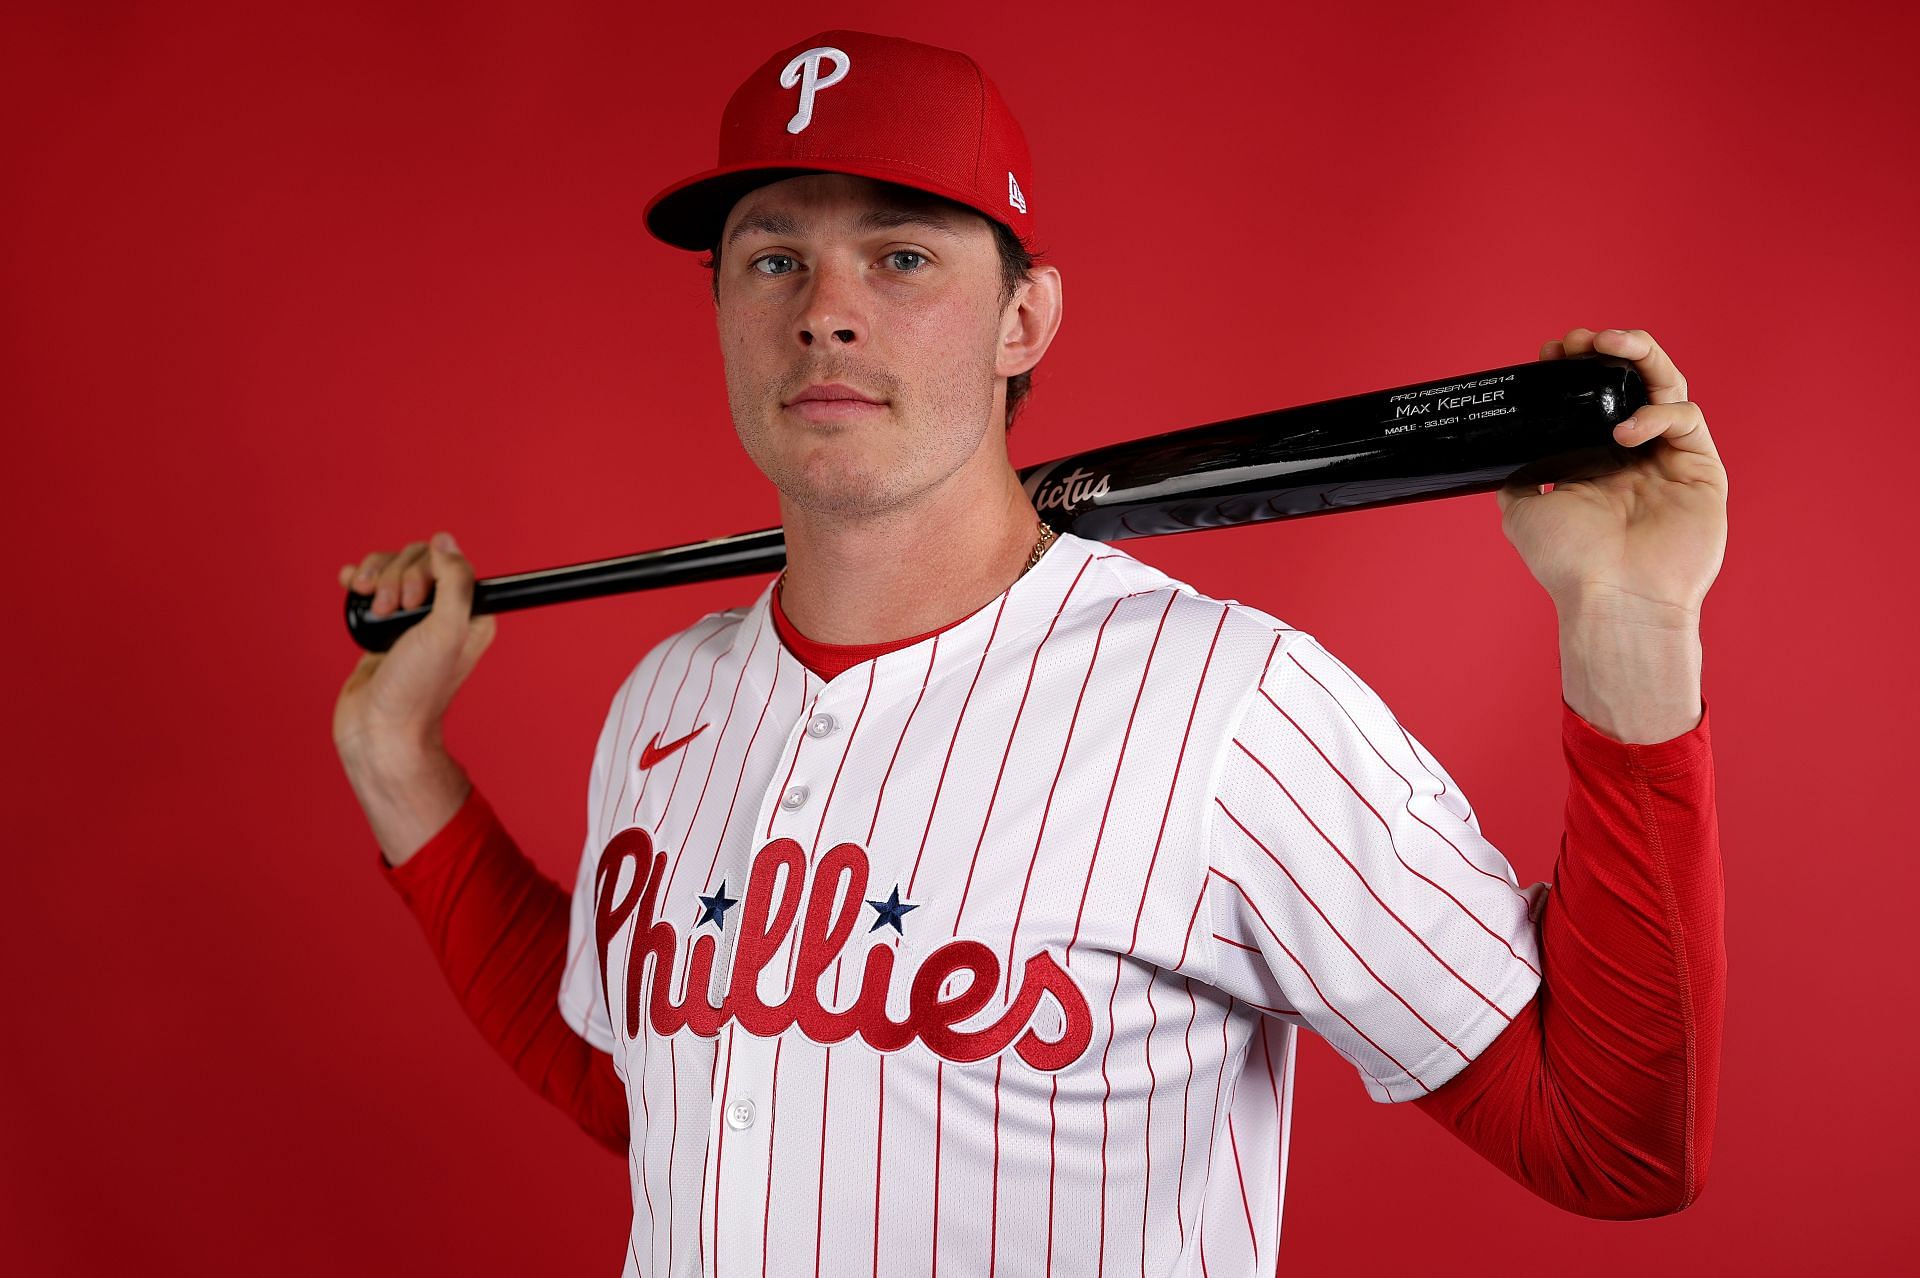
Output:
[342, 527, 791, 653]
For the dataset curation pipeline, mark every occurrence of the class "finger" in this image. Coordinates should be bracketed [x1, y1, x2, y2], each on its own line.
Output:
[372, 542, 428, 616]
[395, 541, 442, 610]
[1592, 328, 1688, 404]
[352, 551, 395, 594]
[338, 563, 356, 589]
[1559, 326, 1598, 357]
[1538, 339, 1565, 360]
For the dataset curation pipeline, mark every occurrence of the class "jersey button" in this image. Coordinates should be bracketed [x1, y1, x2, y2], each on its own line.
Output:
[806, 712, 838, 739]
[781, 784, 809, 811]
[725, 1099, 755, 1130]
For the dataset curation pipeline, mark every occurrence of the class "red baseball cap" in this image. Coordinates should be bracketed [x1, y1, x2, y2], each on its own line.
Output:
[643, 29, 1040, 255]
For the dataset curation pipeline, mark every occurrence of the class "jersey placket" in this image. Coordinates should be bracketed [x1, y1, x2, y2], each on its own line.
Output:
[705, 661, 871, 1272]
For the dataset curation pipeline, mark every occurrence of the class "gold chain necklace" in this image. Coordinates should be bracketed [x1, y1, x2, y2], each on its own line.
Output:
[1023, 518, 1058, 575]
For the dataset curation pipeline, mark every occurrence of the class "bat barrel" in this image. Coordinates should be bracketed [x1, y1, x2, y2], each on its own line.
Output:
[1022, 354, 1645, 540]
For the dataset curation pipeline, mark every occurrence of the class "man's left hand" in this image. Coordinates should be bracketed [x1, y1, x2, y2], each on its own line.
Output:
[1500, 327, 1729, 624]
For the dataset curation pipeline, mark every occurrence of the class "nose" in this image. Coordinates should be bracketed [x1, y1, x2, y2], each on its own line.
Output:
[795, 256, 865, 349]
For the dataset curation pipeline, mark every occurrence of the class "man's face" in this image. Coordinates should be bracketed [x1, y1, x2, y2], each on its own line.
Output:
[713, 173, 1014, 519]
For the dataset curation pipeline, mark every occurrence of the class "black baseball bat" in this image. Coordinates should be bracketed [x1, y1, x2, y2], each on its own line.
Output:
[344, 353, 1645, 652]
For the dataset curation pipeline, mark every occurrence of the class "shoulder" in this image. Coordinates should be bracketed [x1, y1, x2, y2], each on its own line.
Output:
[1069, 538, 1317, 683]
[597, 600, 758, 728]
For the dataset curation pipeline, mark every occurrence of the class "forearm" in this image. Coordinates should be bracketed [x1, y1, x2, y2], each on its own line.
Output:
[379, 784, 630, 1154]
[1414, 696, 1723, 1217]
[341, 739, 474, 870]
[1556, 589, 1703, 744]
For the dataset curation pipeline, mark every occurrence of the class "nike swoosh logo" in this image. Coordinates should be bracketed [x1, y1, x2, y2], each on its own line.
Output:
[639, 724, 709, 770]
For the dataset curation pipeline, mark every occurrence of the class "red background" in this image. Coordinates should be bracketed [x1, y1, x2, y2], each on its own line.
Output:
[4, 1, 1913, 1273]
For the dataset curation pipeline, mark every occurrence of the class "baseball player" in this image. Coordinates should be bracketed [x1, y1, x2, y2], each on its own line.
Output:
[333, 29, 1727, 1277]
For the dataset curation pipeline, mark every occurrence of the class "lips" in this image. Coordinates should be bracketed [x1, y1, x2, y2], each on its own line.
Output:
[786, 382, 884, 406]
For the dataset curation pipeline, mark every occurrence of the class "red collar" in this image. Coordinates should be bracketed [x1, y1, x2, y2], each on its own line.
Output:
[770, 577, 972, 681]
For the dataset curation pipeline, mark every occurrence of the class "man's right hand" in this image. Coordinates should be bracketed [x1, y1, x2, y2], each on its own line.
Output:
[333, 530, 498, 868]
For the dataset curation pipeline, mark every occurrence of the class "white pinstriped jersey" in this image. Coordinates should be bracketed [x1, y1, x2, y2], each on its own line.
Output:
[559, 532, 1543, 1277]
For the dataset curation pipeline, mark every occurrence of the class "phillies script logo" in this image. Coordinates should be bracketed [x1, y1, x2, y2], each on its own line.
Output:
[593, 829, 1095, 1071]
[1032, 466, 1112, 515]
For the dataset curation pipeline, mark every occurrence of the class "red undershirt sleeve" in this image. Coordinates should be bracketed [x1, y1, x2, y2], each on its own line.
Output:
[376, 783, 630, 1156]
[1411, 696, 1723, 1219]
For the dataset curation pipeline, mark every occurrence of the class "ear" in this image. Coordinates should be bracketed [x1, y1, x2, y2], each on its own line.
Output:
[995, 263, 1063, 379]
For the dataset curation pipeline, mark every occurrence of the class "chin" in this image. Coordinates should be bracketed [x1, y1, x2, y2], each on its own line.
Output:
[775, 463, 911, 517]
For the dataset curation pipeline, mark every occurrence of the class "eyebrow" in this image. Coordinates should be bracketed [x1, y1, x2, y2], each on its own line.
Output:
[725, 205, 964, 248]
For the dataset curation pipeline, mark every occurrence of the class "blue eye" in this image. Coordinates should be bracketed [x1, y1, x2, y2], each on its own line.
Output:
[888, 251, 927, 271]
[751, 254, 796, 276]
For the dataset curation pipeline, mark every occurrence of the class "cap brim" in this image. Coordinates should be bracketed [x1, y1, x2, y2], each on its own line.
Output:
[643, 158, 1020, 253]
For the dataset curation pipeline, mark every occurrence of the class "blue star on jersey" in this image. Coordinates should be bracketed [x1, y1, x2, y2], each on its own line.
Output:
[867, 885, 919, 934]
[697, 880, 738, 929]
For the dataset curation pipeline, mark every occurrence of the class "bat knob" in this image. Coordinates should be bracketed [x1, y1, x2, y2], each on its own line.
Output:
[343, 587, 433, 653]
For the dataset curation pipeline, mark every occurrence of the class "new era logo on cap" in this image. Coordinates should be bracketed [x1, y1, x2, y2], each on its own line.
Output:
[642, 29, 1042, 256]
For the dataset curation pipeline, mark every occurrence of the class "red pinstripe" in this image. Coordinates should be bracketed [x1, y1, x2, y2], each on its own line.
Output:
[1230, 735, 1513, 1018]
[930, 1060, 945, 1275]
[1046, 1076, 1058, 1277]
[871, 1056, 886, 1278]
[1208, 866, 1422, 1090]
[1171, 876, 1209, 986]
[1139, 968, 1161, 1278]
[1215, 800, 1472, 1064]
[1176, 978, 1198, 1246]
[1094, 952, 1123, 1276]
[712, 1026, 734, 1276]
[1227, 1116, 1256, 1262]
[759, 1036, 783, 1278]
[666, 1040, 680, 1263]
[1397, 718, 1475, 821]
[812, 1050, 832, 1278]
[988, 1057, 1004, 1277]
[1259, 670, 1539, 971]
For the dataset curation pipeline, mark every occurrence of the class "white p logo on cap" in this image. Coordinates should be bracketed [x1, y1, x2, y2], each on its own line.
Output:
[780, 46, 850, 134]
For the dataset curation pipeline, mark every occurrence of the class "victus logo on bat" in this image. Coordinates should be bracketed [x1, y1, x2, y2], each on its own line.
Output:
[1027, 464, 1113, 515]
[593, 826, 1095, 1070]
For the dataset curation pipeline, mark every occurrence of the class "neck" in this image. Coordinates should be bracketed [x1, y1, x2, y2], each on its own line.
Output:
[775, 444, 1045, 647]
